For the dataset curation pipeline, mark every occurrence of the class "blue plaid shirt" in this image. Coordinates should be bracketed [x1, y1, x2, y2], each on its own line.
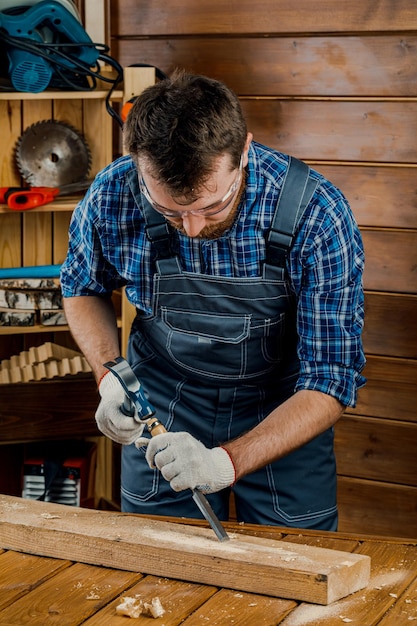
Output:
[61, 141, 366, 406]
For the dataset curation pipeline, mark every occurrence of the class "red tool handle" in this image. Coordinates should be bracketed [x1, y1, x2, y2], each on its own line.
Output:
[6, 187, 60, 211]
[0, 187, 24, 204]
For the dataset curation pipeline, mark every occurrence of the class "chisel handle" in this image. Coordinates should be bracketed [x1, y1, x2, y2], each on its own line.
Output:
[146, 416, 167, 437]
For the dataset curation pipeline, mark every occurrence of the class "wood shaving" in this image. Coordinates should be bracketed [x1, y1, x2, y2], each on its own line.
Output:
[144, 597, 165, 618]
[115, 595, 165, 619]
[86, 592, 100, 600]
[116, 596, 142, 619]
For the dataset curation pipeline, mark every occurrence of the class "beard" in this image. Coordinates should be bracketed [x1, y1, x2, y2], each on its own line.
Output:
[170, 171, 247, 240]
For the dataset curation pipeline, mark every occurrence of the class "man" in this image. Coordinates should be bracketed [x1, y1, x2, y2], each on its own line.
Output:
[61, 70, 365, 530]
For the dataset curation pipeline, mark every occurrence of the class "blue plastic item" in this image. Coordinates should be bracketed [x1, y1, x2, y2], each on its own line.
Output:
[0, 1, 100, 92]
[0, 265, 61, 279]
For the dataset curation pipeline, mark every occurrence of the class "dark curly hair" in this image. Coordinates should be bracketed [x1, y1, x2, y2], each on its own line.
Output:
[123, 69, 247, 198]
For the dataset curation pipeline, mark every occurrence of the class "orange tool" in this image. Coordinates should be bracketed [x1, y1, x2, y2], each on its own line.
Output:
[0, 180, 92, 211]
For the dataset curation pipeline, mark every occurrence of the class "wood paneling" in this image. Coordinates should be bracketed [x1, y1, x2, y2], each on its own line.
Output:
[362, 230, 417, 293]
[348, 356, 417, 422]
[363, 293, 417, 358]
[240, 100, 417, 163]
[338, 477, 417, 538]
[335, 415, 417, 485]
[114, 36, 417, 97]
[111, 1, 417, 36]
[312, 165, 417, 229]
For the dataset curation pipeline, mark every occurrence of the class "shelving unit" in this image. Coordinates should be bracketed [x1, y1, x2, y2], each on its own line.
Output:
[0, 68, 155, 507]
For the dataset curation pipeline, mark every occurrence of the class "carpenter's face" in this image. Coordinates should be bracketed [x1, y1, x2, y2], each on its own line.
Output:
[138, 134, 252, 238]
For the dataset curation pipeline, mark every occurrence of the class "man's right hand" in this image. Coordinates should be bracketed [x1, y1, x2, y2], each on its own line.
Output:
[95, 371, 145, 444]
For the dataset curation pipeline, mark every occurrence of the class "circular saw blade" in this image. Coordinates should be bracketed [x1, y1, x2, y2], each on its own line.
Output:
[15, 120, 92, 187]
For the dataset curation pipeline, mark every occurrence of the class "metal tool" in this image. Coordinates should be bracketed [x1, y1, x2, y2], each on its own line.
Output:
[1, 179, 92, 211]
[104, 356, 230, 543]
[15, 119, 92, 187]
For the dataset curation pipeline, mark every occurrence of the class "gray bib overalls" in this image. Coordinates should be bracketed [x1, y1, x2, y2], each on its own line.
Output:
[122, 158, 338, 531]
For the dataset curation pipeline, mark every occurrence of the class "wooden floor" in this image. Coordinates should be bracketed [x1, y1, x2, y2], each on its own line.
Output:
[0, 498, 416, 624]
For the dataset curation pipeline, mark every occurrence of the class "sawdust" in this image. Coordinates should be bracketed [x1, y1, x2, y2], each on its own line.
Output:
[139, 527, 321, 566]
[281, 567, 408, 625]
[280, 594, 361, 625]
[0, 498, 26, 511]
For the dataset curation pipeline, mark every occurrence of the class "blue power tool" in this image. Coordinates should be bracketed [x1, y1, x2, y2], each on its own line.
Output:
[0, 0, 100, 92]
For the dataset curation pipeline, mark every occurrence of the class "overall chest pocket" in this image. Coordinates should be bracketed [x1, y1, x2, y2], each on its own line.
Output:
[160, 307, 286, 381]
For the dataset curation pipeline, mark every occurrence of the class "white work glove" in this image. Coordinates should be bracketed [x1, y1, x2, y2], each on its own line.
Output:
[95, 372, 146, 445]
[136, 431, 236, 494]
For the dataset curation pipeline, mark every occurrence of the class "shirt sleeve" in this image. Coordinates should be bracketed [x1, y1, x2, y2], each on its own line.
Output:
[60, 187, 125, 297]
[289, 178, 366, 407]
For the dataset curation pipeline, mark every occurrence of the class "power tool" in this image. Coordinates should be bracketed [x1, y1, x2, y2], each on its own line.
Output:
[0, 0, 118, 94]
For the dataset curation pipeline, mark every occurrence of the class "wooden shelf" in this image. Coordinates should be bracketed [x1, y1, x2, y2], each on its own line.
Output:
[0, 89, 123, 101]
[0, 319, 122, 336]
[0, 324, 70, 336]
[0, 196, 84, 214]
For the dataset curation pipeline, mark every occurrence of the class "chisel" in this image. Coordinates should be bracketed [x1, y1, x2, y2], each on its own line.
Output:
[104, 356, 230, 542]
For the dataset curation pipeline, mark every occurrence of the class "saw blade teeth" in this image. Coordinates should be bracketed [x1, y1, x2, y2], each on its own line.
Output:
[15, 119, 92, 188]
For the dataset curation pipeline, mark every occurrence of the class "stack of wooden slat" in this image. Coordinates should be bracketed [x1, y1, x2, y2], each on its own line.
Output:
[0, 342, 91, 384]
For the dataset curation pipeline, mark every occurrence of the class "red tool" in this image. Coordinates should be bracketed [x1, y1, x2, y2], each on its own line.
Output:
[0, 180, 92, 211]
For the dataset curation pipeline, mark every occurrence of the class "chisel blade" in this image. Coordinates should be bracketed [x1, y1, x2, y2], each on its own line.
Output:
[192, 488, 230, 542]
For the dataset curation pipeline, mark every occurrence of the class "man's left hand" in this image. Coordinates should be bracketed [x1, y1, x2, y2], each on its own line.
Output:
[136, 432, 236, 494]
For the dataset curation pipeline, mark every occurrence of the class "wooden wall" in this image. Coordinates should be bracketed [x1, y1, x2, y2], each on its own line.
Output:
[110, 0, 417, 538]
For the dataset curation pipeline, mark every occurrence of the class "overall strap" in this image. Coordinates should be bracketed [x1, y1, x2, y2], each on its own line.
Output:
[264, 156, 318, 279]
[126, 168, 181, 275]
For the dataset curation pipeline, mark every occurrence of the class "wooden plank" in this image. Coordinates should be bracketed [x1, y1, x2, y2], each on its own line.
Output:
[379, 576, 417, 625]
[361, 229, 417, 294]
[21, 100, 53, 268]
[0, 551, 72, 611]
[0, 214, 22, 269]
[114, 35, 417, 97]
[83, 575, 220, 626]
[0, 560, 142, 625]
[0, 495, 371, 605]
[83, 98, 113, 174]
[123, 66, 156, 102]
[337, 477, 417, 538]
[0, 379, 100, 443]
[111, 0, 417, 35]
[52, 211, 72, 265]
[180, 588, 295, 626]
[282, 541, 417, 625]
[313, 165, 417, 229]
[0, 99, 21, 186]
[0, 100, 22, 270]
[348, 356, 417, 423]
[363, 293, 417, 359]
[240, 100, 417, 163]
[335, 415, 417, 485]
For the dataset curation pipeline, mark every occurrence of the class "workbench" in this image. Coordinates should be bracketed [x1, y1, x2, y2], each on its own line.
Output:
[0, 496, 416, 624]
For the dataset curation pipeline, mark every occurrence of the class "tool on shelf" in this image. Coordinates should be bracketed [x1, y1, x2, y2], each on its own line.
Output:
[0, 179, 93, 211]
[15, 119, 92, 188]
[104, 356, 230, 543]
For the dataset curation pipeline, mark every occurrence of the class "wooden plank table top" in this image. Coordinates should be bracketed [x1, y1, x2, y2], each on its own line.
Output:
[0, 498, 416, 625]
